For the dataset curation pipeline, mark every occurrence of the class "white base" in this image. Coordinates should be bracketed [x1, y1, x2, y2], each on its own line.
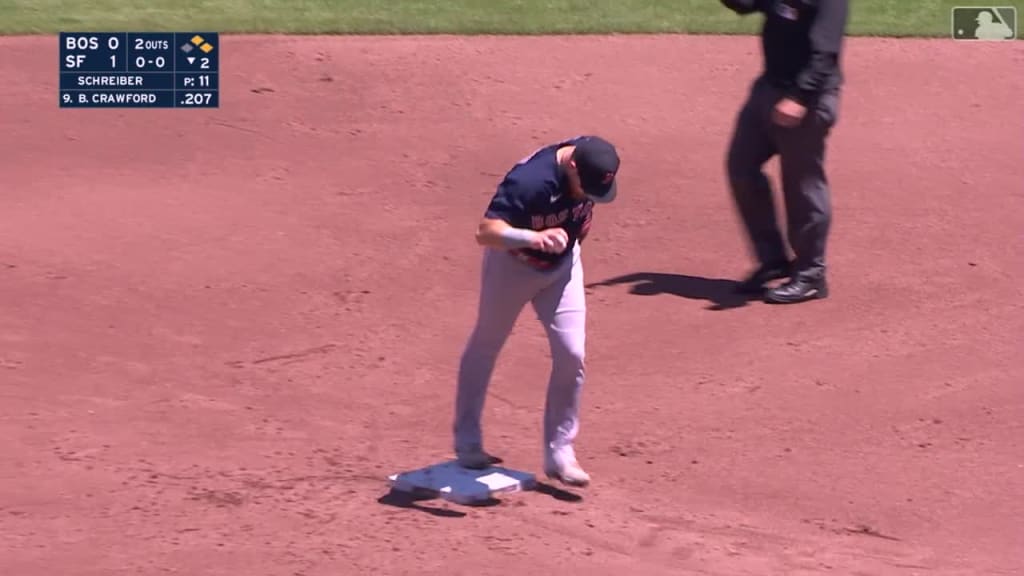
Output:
[387, 460, 537, 505]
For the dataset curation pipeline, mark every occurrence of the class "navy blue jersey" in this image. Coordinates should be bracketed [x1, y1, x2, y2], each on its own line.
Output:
[484, 138, 594, 268]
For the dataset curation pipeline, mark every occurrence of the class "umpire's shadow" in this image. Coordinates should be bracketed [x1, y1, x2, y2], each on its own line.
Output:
[587, 272, 754, 310]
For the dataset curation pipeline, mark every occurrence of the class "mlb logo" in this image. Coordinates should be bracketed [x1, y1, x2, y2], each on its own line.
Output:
[951, 6, 1017, 40]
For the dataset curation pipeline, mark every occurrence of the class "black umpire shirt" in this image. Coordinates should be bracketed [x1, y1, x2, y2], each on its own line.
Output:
[721, 0, 849, 105]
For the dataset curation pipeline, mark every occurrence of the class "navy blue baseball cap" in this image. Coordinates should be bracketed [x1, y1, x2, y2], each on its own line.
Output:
[572, 136, 620, 203]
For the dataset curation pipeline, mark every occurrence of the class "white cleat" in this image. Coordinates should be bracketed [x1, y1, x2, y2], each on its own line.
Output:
[544, 451, 591, 487]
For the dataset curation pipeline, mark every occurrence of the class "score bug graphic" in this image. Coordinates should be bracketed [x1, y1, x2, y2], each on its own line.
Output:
[59, 32, 220, 108]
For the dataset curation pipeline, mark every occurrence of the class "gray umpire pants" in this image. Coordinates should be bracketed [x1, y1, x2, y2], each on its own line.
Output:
[726, 76, 840, 280]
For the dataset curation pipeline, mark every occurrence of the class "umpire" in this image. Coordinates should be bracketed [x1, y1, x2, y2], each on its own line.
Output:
[721, 0, 849, 304]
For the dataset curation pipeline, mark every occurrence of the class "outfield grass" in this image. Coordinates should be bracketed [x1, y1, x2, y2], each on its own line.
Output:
[0, 0, 1021, 37]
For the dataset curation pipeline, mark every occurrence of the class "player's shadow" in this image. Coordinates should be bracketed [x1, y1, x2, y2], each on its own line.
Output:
[377, 467, 508, 517]
[534, 481, 584, 503]
[587, 272, 755, 310]
[376, 489, 477, 518]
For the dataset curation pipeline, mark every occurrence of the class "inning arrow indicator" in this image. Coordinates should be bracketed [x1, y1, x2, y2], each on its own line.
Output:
[187, 57, 195, 64]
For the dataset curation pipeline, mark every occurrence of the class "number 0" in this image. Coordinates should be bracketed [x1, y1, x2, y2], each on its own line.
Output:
[108, 36, 119, 50]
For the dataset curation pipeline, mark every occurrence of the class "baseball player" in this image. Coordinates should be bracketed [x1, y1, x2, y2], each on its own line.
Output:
[452, 135, 620, 487]
[721, 0, 848, 303]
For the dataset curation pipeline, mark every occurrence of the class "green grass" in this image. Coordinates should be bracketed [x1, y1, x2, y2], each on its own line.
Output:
[0, 0, 1021, 37]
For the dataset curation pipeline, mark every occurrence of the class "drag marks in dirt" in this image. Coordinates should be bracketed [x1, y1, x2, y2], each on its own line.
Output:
[96, 451, 378, 504]
[462, 498, 936, 576]
[226, 343, 341, 369]
[68, 448, 393, 558]
[620, 511, 933, 575]
[332, 288, 372, 310]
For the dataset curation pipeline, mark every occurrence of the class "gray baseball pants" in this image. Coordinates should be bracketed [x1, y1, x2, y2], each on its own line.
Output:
[453, 242, 585, 465]
[726, 76, 840, 280]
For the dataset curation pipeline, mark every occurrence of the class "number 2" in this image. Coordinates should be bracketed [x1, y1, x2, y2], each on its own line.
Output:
[200, 57, 209, 69]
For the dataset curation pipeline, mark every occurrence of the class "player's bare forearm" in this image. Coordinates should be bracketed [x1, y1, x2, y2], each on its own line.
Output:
[476, 217, 543, 251]
[476, 218, 567, 253]
[476, 218, 516, 249]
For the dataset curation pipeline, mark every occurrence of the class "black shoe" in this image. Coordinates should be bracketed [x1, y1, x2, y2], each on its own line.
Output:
[735, 261, 792, 294]
[764, 276, 828, 304]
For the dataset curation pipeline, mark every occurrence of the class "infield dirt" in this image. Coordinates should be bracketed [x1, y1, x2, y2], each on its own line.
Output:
[2, 34, 1022, 576]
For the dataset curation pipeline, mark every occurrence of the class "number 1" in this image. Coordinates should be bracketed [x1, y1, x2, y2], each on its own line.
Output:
[111, 55, 117, 68]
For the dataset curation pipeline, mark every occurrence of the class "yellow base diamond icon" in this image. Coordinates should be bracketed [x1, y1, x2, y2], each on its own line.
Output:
[200, 42, 214, 53]
[191, 35, 204, 45]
